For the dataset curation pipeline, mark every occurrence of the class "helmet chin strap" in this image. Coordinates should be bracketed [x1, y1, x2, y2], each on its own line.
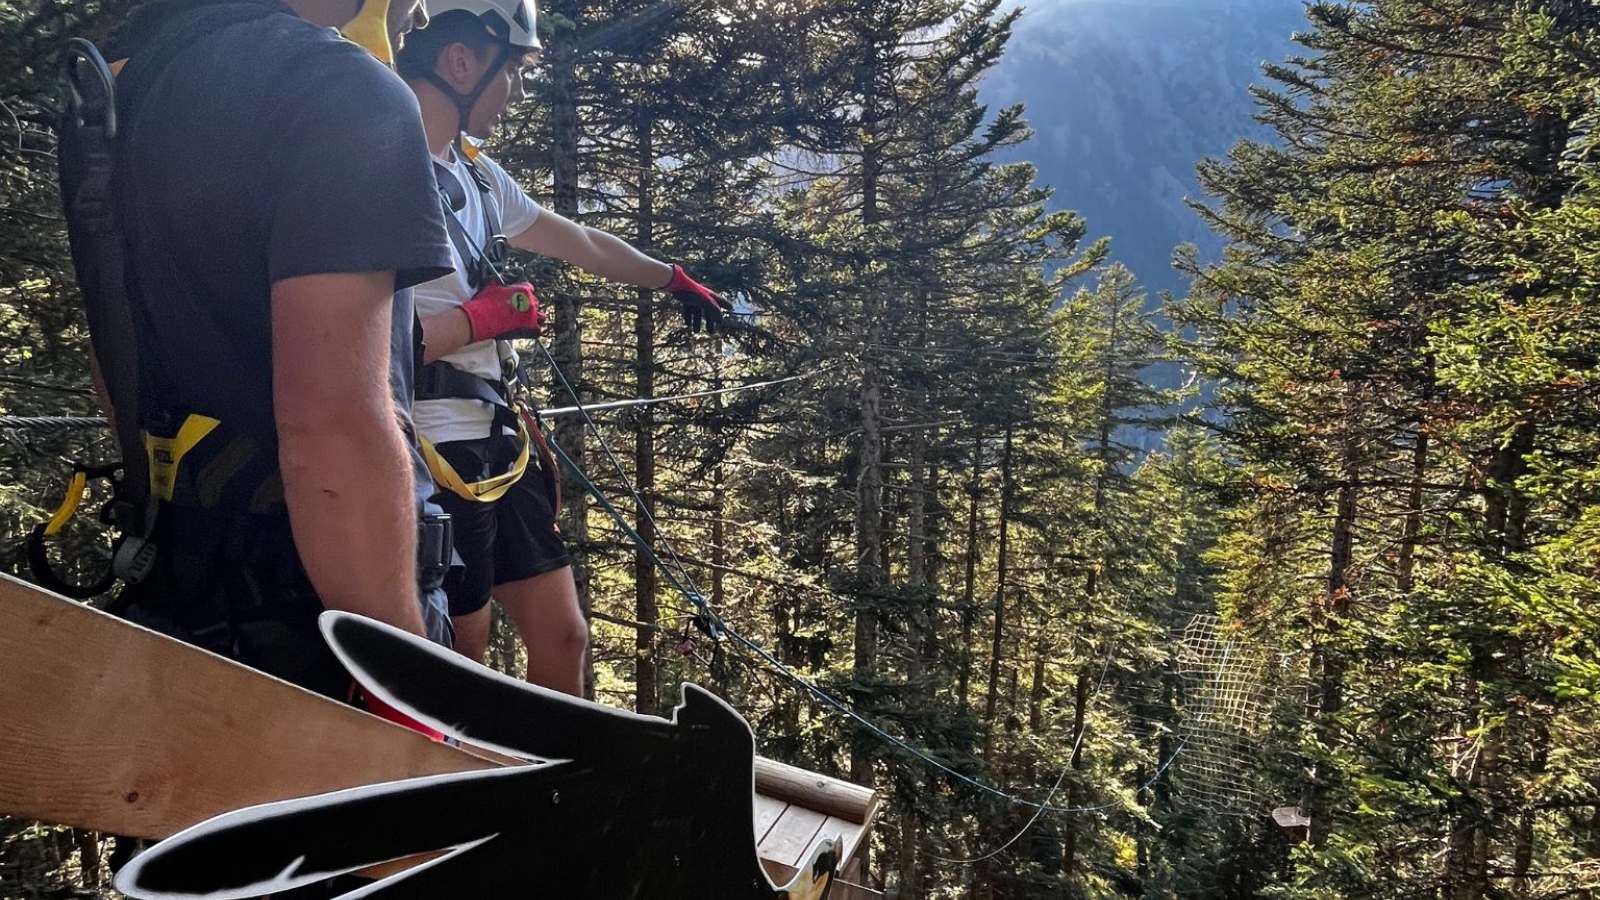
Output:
[424, 42, 513, 148]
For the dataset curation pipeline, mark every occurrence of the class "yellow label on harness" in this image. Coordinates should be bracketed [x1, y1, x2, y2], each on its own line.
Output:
[144, 415, 220, 502]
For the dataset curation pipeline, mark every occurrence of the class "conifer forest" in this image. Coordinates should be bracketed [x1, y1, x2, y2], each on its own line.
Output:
[4, 1, 1600, 897]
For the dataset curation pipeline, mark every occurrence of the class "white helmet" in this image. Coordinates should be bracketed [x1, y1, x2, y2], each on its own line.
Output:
[425, 0, 540, 51]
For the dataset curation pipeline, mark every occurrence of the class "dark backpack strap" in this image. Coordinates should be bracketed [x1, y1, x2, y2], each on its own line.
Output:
[61, 40, 149, 514]
[433, 159, 474, 274]
[60, 3, 285, 511]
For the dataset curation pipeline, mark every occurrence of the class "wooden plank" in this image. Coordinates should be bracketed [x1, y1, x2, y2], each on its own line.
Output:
[813, 815, 858, 863]
[0, 574, 491, 839]
[753, 757, 876, 822]
[761, 796, 882, 890]
[757, 804, 829, 868]
[752, 795, 788, 844]
[0, 575, 881, 880]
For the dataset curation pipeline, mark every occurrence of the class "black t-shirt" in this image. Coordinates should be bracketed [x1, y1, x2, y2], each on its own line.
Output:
[112, 0, 453, 520]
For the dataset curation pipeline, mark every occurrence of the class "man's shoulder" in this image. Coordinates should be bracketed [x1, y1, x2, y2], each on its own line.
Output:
[474, 153, 537, 205]
[154, 6, 416, 121]
[261, 27, 418, 116]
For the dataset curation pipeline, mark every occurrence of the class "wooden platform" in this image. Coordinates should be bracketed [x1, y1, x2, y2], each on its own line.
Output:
[0, 574, 878, 887]
[754, 759, 881, 889]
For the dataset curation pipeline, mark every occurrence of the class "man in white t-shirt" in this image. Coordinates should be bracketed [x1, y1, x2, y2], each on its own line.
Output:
[395, 0, 732, 692]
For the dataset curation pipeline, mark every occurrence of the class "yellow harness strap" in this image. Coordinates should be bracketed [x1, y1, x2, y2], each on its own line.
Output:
[420, 410, 532, 503]
[144, 415, 221, 502]
[43, 470, 90, 537]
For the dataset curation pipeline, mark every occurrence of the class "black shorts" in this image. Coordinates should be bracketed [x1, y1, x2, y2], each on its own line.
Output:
[434, 433, 571, 617]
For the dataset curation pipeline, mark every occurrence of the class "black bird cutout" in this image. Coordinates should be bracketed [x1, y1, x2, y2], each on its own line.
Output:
[114, 612, 839, 900]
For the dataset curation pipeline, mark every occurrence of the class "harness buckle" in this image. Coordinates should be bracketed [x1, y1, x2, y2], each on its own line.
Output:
[114, 535, 159, 585]
[417, 513, 454, 581]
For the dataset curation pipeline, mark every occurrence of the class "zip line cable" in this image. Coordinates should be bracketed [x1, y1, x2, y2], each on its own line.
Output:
[0, 415, 110, 430]
[527, 331, 1202, 817]
[0, 371, 827, 433]
[530, 337, 702, 594]
[536, 365, 834, 418]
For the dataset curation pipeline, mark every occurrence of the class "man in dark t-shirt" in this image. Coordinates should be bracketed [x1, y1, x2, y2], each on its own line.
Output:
[93, 0, 456, 697]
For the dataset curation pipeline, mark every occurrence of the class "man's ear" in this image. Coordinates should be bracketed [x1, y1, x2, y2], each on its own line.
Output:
[439, 41, 479, 90]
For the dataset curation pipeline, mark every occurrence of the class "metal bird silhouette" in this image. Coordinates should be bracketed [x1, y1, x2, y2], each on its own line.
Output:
[114, 612, 838, 900]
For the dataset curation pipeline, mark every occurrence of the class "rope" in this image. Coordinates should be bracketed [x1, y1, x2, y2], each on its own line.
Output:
[532, 337, 702, 593]
[0, 415, 108, 430]
[536, 365, 833, 419]
[0, 370, 828, 433]
[928, 656, 1115, 865]
[529, 337, 1199, 818]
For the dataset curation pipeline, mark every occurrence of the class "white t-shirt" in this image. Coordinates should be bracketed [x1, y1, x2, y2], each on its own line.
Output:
[413, 149, 543, 444]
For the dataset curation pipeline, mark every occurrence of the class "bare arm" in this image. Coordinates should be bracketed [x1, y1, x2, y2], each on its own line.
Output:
[273, 271, 424, 635]
[420, 212, 675, 362]
[419, 307, 474, 364]
[512, 210, 673, 289]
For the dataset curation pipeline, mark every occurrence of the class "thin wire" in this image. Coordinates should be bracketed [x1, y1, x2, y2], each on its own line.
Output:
[449, 198, 1202, 818]
[534, 337, 1206, 816]
[536, 365, 834, 418]
[0, 415, 108, 430]
[0, 367, 823, 433]
[533, 337, 702, 593]
[928, 655, 1116, 865]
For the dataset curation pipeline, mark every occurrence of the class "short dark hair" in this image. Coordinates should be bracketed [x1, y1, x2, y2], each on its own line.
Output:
[395, 10, 500, 80]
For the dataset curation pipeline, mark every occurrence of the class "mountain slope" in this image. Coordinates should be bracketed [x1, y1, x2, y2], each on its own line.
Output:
[986, 0, 1307, 297]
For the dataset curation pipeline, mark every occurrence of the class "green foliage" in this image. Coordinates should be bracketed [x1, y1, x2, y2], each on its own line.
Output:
[1174, 2, 1600, 897]
[5, 0, 1597, 898]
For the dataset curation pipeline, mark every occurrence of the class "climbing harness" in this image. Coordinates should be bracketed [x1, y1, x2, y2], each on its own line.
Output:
[50, 10, 455, 661]
[416, 149, 553, 505]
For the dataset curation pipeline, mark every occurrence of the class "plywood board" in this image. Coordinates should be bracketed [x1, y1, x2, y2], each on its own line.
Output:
[0, 574, 487, 839]
[0, 575, 881, 875]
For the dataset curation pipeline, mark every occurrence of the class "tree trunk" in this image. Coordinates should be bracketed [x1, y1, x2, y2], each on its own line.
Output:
[1060, 670, 1090, 875]
[1308, 445, 1358, 850]
[545, 3, 592, 698]
[958, 431, 983, 714]
[851, 344, 884, 786]
[983, 426, 1015, 765]
[1510, 721, 1549, 895]
[1452, 424, 1536, 900]
[631, 115, 658, 716]
[850, 44, 885, 788]
[1395, 428, 1428, 593]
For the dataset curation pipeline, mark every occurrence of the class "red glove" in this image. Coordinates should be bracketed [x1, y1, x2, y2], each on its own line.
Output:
[460, 281, 545, 342]
[662, 264, 735, 334]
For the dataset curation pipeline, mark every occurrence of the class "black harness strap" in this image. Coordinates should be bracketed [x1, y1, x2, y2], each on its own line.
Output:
[424, 148, 520, 421]
[433, 154, 504, 291]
